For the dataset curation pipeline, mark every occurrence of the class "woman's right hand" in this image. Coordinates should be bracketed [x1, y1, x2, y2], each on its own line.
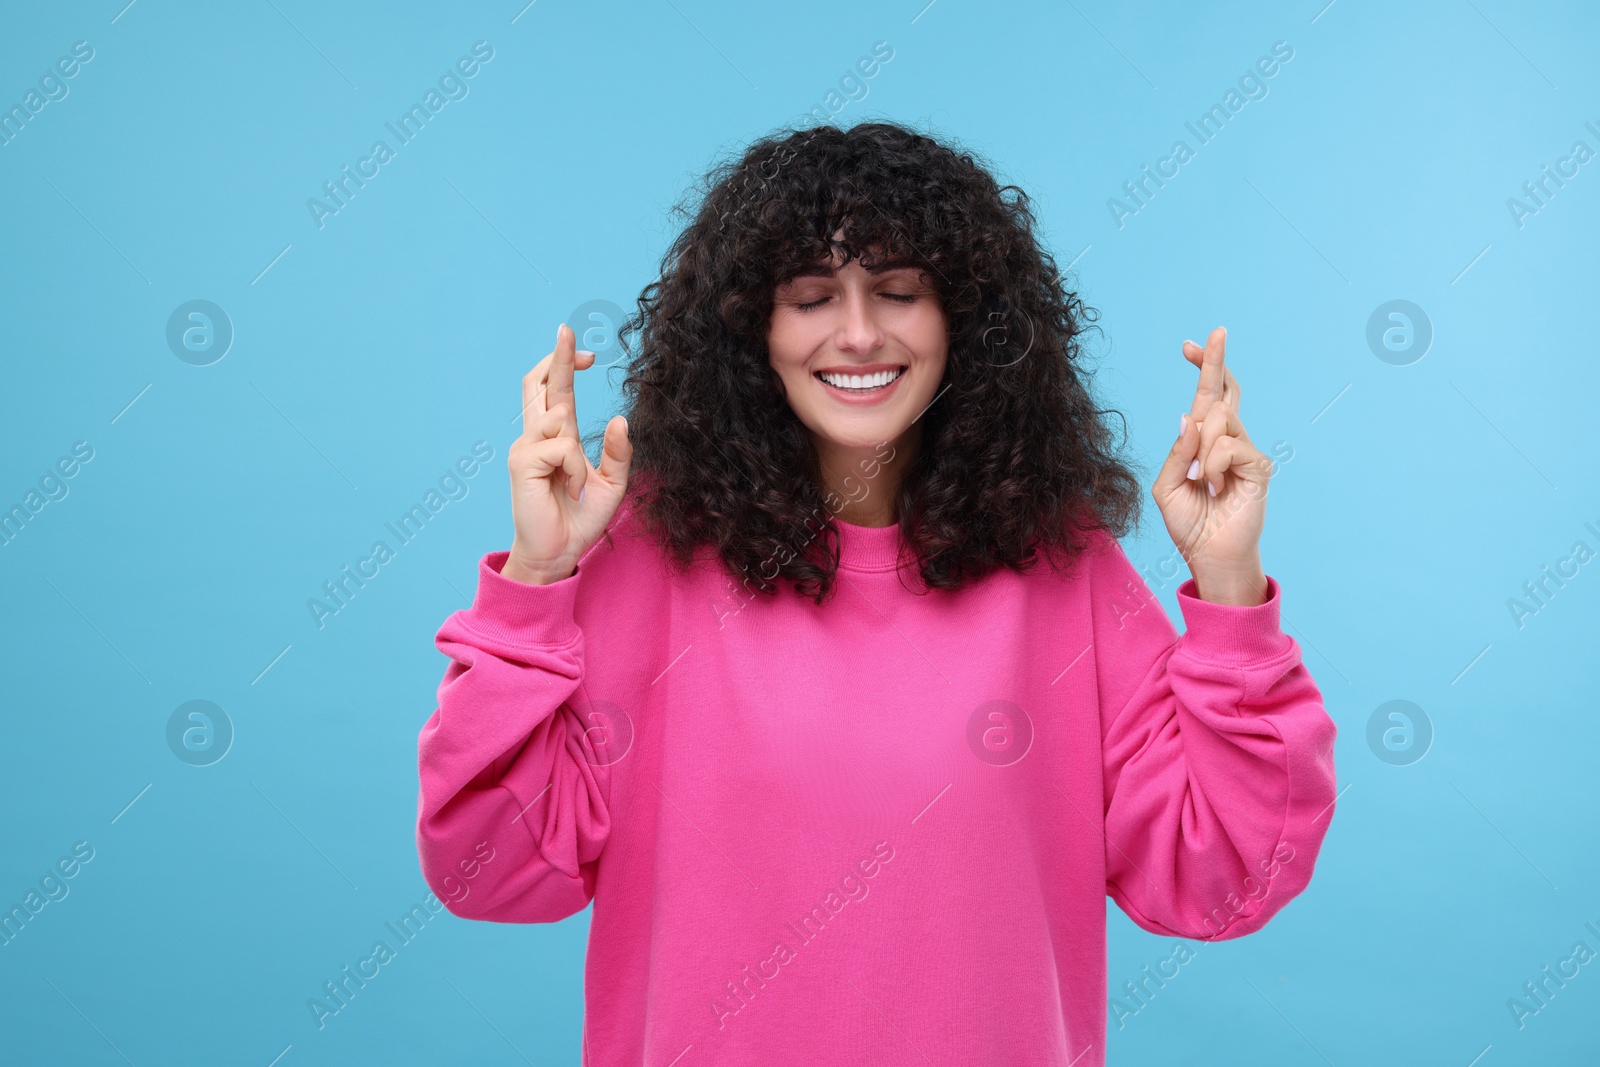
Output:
[502, 323, 633, 586]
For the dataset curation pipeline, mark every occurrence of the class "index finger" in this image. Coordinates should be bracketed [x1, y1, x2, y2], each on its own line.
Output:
[1188, 326, 1227, 422]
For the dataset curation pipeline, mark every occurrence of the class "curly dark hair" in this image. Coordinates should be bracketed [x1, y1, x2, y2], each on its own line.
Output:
[598, 119, 1144, 604]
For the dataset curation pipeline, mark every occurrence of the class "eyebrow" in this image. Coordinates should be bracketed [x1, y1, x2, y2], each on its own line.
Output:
[783, 256, 926, 280]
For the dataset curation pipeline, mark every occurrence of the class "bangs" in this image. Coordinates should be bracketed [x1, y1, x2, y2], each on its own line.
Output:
[770, 212, 932, 286]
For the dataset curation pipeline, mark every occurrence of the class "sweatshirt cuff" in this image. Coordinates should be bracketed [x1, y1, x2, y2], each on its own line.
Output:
[456, 551, 583, 650]
[1173, 574, 1293, 664]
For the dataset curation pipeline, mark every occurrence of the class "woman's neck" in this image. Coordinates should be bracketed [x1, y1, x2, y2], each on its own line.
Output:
[814, 423, 920, 527]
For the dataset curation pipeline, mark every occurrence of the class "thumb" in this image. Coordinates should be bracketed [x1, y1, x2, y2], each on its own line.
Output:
[596, 414, 632, 489]
[1153, 412, 1199, 497]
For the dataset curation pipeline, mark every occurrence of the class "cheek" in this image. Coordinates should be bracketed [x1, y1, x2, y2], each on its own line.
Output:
[767, 312, 821, 369]
[905, 308, 949, 364]
[766, 322, 796, 374]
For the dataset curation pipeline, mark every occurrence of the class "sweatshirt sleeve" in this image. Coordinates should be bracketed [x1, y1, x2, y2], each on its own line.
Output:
[415, 550, 612, 924]
[1089, 532, 1338, 941]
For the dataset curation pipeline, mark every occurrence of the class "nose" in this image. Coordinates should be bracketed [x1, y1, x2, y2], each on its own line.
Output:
[834, 285, 884, 356]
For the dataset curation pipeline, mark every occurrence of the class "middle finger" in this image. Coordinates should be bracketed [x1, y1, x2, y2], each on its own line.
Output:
[1188, 326, 1228, 422]
[1183, 335, 1241, 423]
[548, 324, 579, 440]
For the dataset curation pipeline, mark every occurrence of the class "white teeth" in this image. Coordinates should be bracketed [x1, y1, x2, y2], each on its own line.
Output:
[818, 367, 904, 390]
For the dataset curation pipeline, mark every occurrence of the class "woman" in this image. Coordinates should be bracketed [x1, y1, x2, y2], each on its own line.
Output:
[416, 121, 1337, 1066]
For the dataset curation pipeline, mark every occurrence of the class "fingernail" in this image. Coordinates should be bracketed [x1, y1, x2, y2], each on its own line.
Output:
[1184, 339, 1197, 349]
[579, 486, 586, 503]
[1206, 480, 1218, 497]
[557, 324, 565, 344]
[1186, 458, 1200, 480]
[1179, 413, 1187, 436]
[576, 349, 595, 357]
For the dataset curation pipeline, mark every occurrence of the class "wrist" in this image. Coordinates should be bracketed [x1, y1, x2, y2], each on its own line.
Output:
[501, 552, 574, 586]
[1189, 559, 1268, 606]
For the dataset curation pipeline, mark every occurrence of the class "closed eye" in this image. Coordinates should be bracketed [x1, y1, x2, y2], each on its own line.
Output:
[793, 292, 919, 312]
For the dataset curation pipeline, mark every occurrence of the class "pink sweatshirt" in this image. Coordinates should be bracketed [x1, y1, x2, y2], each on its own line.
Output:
[416, 496, 1338, 1066]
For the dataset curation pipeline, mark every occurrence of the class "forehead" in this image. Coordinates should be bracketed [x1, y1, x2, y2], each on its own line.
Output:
[781, 253, 926, 281]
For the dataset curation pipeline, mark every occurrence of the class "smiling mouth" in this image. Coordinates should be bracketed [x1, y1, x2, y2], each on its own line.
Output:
[814, 366, 907, 392]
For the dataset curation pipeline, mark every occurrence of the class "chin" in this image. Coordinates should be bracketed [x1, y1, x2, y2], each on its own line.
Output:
[813, 423, 900, 450]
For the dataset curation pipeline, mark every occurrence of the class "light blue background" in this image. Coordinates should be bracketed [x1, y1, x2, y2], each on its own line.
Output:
[2, 0, 1596, 1064]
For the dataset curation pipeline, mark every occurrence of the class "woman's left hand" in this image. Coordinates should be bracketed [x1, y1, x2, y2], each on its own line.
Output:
[1151, 326, 1274, 606]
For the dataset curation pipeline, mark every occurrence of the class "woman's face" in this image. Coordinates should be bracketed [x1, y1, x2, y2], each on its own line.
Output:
[767, 247, 948, 455]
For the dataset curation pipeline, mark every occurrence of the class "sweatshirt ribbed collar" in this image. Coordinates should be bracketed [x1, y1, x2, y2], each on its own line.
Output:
[833, 516, 910, 573]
